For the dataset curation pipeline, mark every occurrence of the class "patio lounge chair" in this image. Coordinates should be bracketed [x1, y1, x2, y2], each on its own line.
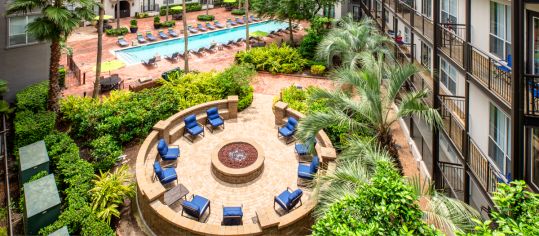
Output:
[188, 25, 199, 34]
[278, 117, 298, 144]
[235, 17, 244, 24]
[268, 30, 276, 37]
[146, 31, 157, 41]
[158, 30, 169, 39]
[274, 187, 303, 214]
[222, 205, 243, 225]
[157, 139, 180, 161]
[214, 20, 225, 28]
[206, 107, 224, 133]
[205, 22, 216, 30]
[137, 33, 147, 43]
[294, 142, 309, 157]
[153, 161, 177, 185]
[234, 38, 244, 45]
[243, 16, 252, 23]
[165, 52, 180, 61]
[181, 194, 211, 221]
[168, 28, 179, 37]
[496, 54, 512, 73]
[298, 155, 319, 180]
[117, 36, 128, 47]
[227, 18, 237, 26]
[142, 57, 157, 66]
[206, 44, 217, 53]
[183, 114, 204, 142]
[189, 47, 205, 56]
[250, 15, 260, 21]
[197, 23, 207, 32]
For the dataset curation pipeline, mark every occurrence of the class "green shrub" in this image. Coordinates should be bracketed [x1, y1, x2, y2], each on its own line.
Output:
[159, 3, 202, 16]
[90, 135, 122, 172]
[105, 27, 128, 36]
[310, 65, 326, 75]
[298, 31, 322, 59]
[14, 111, 56, 151]
[130, 19, 137, 26]
[197, 14, 215, 21]
[161, 20, 175, 27]
[135, 12, 149, 18]
[58, 67, 66, 88]
[15, 81, 48, 113]
[153, 16, 160, 23]
[235, 44, 307, 74]
[231, 9, 245, 15]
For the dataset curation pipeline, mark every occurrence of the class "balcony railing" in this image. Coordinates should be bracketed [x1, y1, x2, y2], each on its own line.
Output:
[439, 161, 465, 200]
[440, 95, 466, 154]
[525, 74, 539, 116]
[440, 23, 466, 68]
[471, 47, 512, 106]
[469, 139, 505, 195]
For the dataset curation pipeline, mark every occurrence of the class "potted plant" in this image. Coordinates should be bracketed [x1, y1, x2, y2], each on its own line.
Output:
[129, 19, 138, 33]
[153, 16, 161, 29]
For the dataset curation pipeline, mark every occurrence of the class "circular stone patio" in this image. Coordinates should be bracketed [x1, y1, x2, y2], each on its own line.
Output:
[171, 94, 311, 225]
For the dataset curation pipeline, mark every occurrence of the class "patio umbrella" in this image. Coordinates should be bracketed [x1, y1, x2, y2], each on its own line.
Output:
[93, 15, 114, 21]
[250, 31, 269, 38]
[223, 0, 236, 2]
[170, 6, 183, 10]
[93, 60, 125, 72]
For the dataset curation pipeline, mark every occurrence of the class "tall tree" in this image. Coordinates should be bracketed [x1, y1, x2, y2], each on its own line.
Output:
[8, 0, 96, 111]
[245, 0, 250, 50]
[93, 0, 105, 98]
[116, 1, 120, 29]
[206, 0, 210, 16]
[182, 0, 189, 72]
[165, 0, 170, 21]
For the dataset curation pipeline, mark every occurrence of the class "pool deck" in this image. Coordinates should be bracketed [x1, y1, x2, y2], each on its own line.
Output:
[62, 8, 308, 97]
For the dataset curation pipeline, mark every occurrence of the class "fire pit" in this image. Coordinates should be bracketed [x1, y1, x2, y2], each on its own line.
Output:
[212, 139, 264, 184]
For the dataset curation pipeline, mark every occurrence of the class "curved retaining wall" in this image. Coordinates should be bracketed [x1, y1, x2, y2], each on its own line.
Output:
[136, 98, 337, 235]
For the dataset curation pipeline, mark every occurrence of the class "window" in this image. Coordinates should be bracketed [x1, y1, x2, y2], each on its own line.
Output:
[441, 0, 457, 24]
[384, 10, 389, 23]
[489, 104, 511, 178]
[8, 15, 38, 47]
[440, 58, 457, 94]
[323, 5, 335, 18]
[421, 42, 432, 72]
[404, 27, 410, 43]
[422, 0, 432, 18]
[490, 1, 511, 60]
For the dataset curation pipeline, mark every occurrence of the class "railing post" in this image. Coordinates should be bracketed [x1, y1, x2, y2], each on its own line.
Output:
[488, 59, 492, 89]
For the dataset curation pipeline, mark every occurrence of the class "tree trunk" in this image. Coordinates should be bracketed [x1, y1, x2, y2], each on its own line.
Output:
[166, 0, 169, 21]
[245, 0, 249, 50]
[116, 1, 120, 29]
[288, 18, 294, 45]
[47, 40, 62, 112]
[94, 0, 105, 98]
[378, 130, 403, 173]
[183, 0, 189, 72]
[206, 0, 209, 16]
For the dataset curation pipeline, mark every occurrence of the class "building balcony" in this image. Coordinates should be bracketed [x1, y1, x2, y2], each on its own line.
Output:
[384, 0, 433, 41]
[469, 139, 506, 195]
[439, 23, 466, 69]
[525, 74, 539, 116]
[470, 47, 512, 107]
[439, 95, 466, 155]
[438, 161, 465, 201]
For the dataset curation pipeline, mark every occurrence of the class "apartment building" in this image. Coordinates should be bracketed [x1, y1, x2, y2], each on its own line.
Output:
[337, 0, 539, 214]
[102, 0, 209, 19]
[0, 1, 50, 101]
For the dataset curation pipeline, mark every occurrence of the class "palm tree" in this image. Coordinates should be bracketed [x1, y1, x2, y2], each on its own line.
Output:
[90, 165, 135, 224]
[8, 0, 96, 111]
[93, 0, 105, 98]
[245, 0, 250, 50]
[316, 16, 391, 69]
[116, 1, 120, 29]
[297, 53, 443, 158]
[182, 0, 189, 72]
[206, 0, 210, 16]
[165, 0, 170, 21]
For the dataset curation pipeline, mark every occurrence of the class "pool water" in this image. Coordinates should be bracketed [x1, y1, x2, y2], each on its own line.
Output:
[115, 20, 289, 65]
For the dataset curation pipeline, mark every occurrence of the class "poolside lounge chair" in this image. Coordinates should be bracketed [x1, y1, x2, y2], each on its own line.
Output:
[146, 31, 157, 41]
[274, 187, 303, 214]
[181, 194, 211, 221]
[137, 33, 147, 43]
[234, 38, 244, 45]
[142, 57, 157, 66]
[276, 28, 285, 34]
[197, 23, 207, 32]
[227, 18, 237, 26]
[205, 44, 218, 53]
[298, 155, 319, 180]
[278, 117, 298, 144]
[222, 205, 243, 225]
[153, 161, 178, 185]
[205, 22, 216, 30]
[205, 107, 224, 132]
[183, 114, 204, 142]
[117, 36, 128, 47]
[214, 20, 225, 28]
[235, 17, 244, 24]
[165, 52, 180, 61]
[268, 30, 276, 37]
[168, 28, 179, 37]
[250, 15, 260, 21]
[158, 30, 169, 39]
[157, 139, 180, 161]
[243, 16, 252, 23]
[188, 25, 199, 34]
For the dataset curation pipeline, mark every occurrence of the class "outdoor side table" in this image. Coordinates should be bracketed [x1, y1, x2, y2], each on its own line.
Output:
[164, 184, 189, 205]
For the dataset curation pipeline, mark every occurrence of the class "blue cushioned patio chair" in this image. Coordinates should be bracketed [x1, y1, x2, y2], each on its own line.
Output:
[294, 142, 308, 157]
[278, 117, 298, 144]
[222, 204, 243, 225]
[157, 139, 180, 162]
[181, 194, 211, 221]
[298, 155, 319, 180]
[153, 161, 178, 185]
[184, 114, 205, 142]
[274, 187, 303, 214]
[206, 107, 224, 133]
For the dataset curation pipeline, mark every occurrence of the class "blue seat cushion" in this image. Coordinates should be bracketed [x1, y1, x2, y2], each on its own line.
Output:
[279, 127, 294, 137]
[162, 147, 180, 161]
[157, 139, 168, 156]
[287, 189, 303, 208]
[209, 117, 224, 127]
[160, 168, 177, 184]
[310, 156, 320, 174]
[207, 107, 219, 118]
[287, 117, 298, 128]
[298, 164, 313, 179]
[295, 143, 308, 155]
[223, 206, 243, 217]
[275, 190, 291, 210]
[182, 201, 200, 216]
[192, 195, 210, 213]
[187, 125, 204, 136]
[184, 115, 198, 128]
[153, 161, 163, 178]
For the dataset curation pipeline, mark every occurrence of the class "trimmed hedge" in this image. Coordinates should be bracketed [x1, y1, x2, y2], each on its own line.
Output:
[310, 65, 326, 75]
[14, 111, 56, 151]
[15, 81, 48, 113]
[105, 27, 128, 36]
[231, 9, 245, 15]
[90, 135, 122, 172]
[197, 14, 215, 21]
[235, 44, 307, 74]
[159, 3, 202, 16]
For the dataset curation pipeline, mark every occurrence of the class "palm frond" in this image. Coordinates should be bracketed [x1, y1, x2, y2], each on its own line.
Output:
[386, 63, 420, 102]
[6, 0, 47, 14]
[397, 89, 443, 129]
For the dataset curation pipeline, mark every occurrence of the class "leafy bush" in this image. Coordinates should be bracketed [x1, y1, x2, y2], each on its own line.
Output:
[298, 31, 322, 59]
[160, 20, 175, 27]
[159, 3, 202, 16]
[197, 14, 215, 21]
[14, 111, 56, 151]
[58, 67, 66, 88]
[235, 44, 307, 74]
[135, 12, 149, 18]
[312, 162, 440, 235]
[153, 16, 160, 23]
[91, 165, 134, 224]
[15, 81, 48, 113]
[90, 135, 122, 172]
[105, 27, 128, 36]
[310, 65, 326, 75]
[130, 19, 137, 27]
[231, 9, 245, 15]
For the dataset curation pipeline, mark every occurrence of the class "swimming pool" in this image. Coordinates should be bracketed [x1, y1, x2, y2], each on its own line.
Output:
[115, 20, 289, 65]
